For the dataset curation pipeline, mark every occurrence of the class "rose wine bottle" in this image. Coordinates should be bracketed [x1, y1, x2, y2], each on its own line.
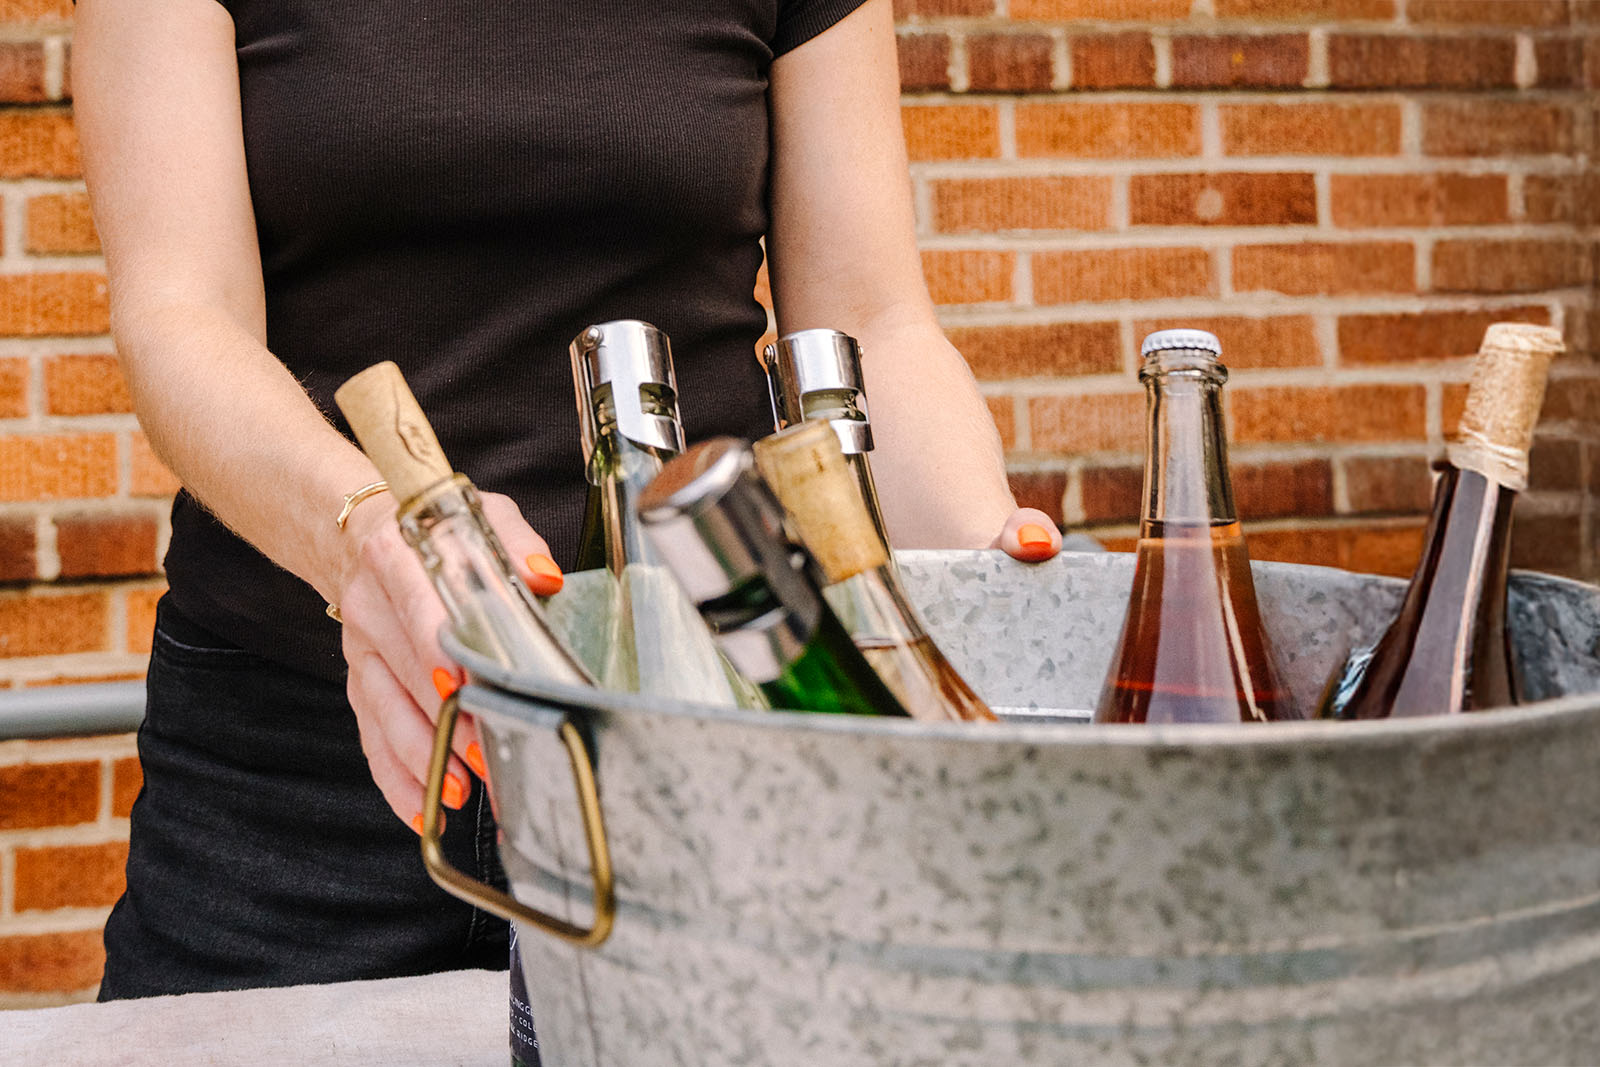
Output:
[638, 436, 911, 718]
[1094, 330, 1296, 725]
[753, 420, 995, 723]
[1318, 323, 1564, 720]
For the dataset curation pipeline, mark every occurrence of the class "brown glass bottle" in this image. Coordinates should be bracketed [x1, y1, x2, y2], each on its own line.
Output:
[1318, 323, 1564, 719]
[1094, 330, 1295, 725]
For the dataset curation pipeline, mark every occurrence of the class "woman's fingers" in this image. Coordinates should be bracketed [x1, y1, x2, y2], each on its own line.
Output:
[993, 507, 1062, 563]
[481, 491, 564, 596]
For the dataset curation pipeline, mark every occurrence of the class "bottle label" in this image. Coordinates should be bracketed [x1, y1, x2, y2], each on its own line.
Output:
[509, 929, 542, 1066]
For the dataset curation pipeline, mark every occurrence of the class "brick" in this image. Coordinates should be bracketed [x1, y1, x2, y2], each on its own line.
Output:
[0, 355, 26, 416]
[0, 110, 79, 177]
[1011, 0, 1190, 17]
[1423, 100, 1573, 157]
[0, 759, 99, 829]
[946, 320, 1121, 379]
[1247, 522, 1427, 578]
[0, 42, 46, 103]
[897, 33, 950, 92]
[1534, 37, 1581, 88]
[0, 434, 118, 501]
[1510, 512, 1582, 573]
[1214, 0, 1395, 15]
[1171, 34, 1310, 88]
[1233, 241, 1415, 296]
[1132, 315, 1321, 369]
[1232, 459, 1334, 520]
[1081, 465, 1142, 524]
[24, 671, 142, 686]
[1541, 377, 1600, 424]
[1408, 0, 1569, 26]
[1229, 384, 1427, 443]
[130, 432, 182, 497]
[1586, 33, 1600, 88]
[1007, 471, 1066, 526]
[1016, 101, 1201, 159]
[1529, 436, 1583, 491]
[1029, 392, 1145, 453]
[0, 590, 110, 658]
[56, 513, 160, 579]
[932, 176, 1111, 233]
[1431, 239, 1592, 294]
[894, 0, 994, 13]
[1070, 33, 1155, 90]
[1034, 246, 1214, 304]
[44, 354, 131, 415]
[1328, 34, 1516, 89]
[0, 515, 35, 581]
[126, 585, 164, 655]
[1343, 455, 1436, 514]
[1338, 306, 1551, 366]
[0, 930, 104, 994]
[902, 104, 1001, 161]
[967, 33, 1053, 92]
[0, 0, 72, 17]
[0, 273, 110, 336]
[1222, 103, 1402, 157]
[1442, 381, 1470, 437]
[1523, 173, 1598, 226]
[14, 841, 129, 911]
[1130, 172, 1316, 227]
[26, 192, 98, 254]
[987, 395, 1017, 450]
[1330, 173, 1507, 228]
[112, 755, 141, 817]
[921, 250, 1013, 305]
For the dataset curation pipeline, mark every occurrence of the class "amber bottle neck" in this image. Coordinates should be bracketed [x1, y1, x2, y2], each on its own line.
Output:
[1140, 365, 1237, 530]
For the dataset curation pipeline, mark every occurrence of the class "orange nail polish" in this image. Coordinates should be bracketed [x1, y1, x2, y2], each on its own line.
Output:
[465, 742, 488, 780]
[442, 773, 467, 810]
[432, 667, 458, 700]
[409, 813, 425, 835]
[1018, 523, 1053, 549]
[525, 553, 565, 593]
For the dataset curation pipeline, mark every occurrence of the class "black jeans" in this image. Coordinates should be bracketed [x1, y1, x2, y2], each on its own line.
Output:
[100, 596, 510, 999]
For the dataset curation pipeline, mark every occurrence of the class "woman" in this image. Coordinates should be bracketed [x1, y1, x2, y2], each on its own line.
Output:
[74, 0, 1061, 1004]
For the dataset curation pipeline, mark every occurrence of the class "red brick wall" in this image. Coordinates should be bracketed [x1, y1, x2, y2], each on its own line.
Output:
[0, 0, 1596, 1005]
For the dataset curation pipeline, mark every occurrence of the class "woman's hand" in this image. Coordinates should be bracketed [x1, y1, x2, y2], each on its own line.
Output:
[992, 507, 1062, 563]
[333, 492, 563, 833]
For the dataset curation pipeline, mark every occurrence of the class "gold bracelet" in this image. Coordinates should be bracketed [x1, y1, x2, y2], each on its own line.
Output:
[327, 480, 390, 624]
[335, 480, 389, 532]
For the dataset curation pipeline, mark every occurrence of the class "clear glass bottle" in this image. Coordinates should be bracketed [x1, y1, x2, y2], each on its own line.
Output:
[569, 321, 760, 707]
[1318, 323, 1564, 720]
[1094, 330, 1296, 725]
[638, 437, 911, 718]
[753, 420, 995, 723]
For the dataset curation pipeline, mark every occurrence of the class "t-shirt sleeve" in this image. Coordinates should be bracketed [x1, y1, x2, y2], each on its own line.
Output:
[772, 0, 873, 57]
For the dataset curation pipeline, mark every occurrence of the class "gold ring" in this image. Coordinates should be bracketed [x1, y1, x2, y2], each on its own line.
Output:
[326, 602, 343, 623]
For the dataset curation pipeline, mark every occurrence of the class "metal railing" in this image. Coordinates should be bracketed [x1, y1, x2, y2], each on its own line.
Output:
[0, 681, 145, 739]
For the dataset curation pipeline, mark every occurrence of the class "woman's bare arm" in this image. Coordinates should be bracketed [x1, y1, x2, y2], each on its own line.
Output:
[767, 0, 1059, 559]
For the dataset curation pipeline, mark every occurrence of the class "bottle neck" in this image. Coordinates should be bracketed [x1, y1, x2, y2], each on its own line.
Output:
[1141, 369, 1236, 532]
[583, 393, 679, 574]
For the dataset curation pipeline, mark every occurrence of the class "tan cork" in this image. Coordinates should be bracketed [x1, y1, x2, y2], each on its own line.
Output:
[1448, 323, 1564, 491]
[753, 421, 889, 583]
[334, 362, 454, 505]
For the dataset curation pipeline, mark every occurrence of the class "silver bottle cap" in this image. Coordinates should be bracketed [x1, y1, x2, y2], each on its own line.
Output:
[1140, 328, 1222, 359]
[570, 320, 686, 465]
[761, 328, 873, 455]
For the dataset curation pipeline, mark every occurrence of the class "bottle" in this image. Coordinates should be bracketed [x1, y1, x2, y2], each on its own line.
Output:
[1318, 323, 1564, 720]
[1094, 330, 1296, 725]
[752, 420, 996, 722]
[637, 436, 912, 718]
[569, 320, 762, 708]
[334, 361, 594, 1067]
[762, 329, 893, 553]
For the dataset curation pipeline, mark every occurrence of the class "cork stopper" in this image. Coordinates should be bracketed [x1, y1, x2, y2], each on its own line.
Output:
[333, 362, 454, 505]
[752, 421, 889, 583]
[1446, 323, 1564, 491]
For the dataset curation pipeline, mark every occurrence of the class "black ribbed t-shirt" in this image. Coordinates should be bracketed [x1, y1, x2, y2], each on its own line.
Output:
[168, 0, 868, 681]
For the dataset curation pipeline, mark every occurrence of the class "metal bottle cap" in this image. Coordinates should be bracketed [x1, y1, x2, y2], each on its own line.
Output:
[570, 320, 686, 464]
[1139, 328, 1226, 381]
[761, 328, 873, 455]
[1140, 328, 1222, 358]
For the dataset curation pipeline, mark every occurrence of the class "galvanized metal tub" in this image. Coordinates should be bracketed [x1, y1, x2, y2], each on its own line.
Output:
[441, 550, 1600, 1067]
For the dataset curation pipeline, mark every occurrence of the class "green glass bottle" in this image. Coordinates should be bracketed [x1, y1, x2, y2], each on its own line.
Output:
[637, 436, 911, 718]
[569, 320, 761, 708]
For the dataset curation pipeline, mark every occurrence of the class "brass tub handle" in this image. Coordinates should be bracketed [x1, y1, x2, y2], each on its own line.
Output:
[420, 689, 615, 948]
